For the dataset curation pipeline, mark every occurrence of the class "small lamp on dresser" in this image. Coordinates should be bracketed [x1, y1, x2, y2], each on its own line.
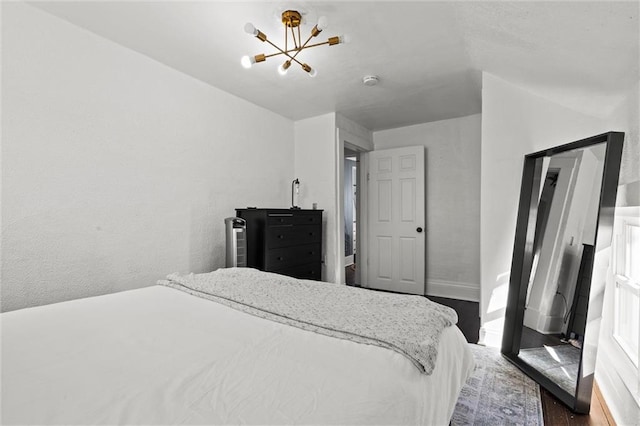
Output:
[291, 178, 301, 209]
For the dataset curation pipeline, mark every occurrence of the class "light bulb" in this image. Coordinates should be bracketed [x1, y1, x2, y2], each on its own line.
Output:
[278, 60, 291, 76]
[338, 34, 351, 44]
[301, 63, 317, 77]
[244, 22, 258, 36]
[241, 55, 255, 69]
[316, 16, 328, 31]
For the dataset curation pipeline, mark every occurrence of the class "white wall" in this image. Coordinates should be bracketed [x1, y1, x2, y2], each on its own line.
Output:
[336, 114, 373, 150]
[479, 73, 609, 346]
[294, 113, 337, 283]
[373, 114, 481, 301]
[612, 82, 640, 190]
[1, 3, 294, 312]
[596, 81, 640, 426]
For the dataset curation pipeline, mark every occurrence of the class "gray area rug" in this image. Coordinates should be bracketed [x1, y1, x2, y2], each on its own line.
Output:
[518, 344, 580, 395]
[452, 344, 544, 426]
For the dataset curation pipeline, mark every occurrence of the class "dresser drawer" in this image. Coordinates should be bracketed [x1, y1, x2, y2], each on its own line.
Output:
[266, 225, 321, 249]
[266, 212, 321, 227]
[293, 213, 322, 226]
[267, 213, 295, 227]
[274, 262, 321, 281]
[265, 243, 321, 270]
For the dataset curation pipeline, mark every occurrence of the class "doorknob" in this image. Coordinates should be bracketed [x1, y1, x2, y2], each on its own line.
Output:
[417, 227, 423, 233]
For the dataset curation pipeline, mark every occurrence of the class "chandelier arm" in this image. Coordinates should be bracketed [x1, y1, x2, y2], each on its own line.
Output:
[288, 56, 305, 67]
[284, 24, 287, 53]
[286, 42, 308, 63]
[273, 38, 333, 70]
[261, 47, 305, 68]
[258, 38, 334, 62]
[264, 39, 293, 58]
[286, 31, 326, 63]
[298, 40, 333, 50]
[263, 51, 286, 59]
[262, 49, 298, 59]
[290, 34, 317, 62]
[290, 26, 298, 49]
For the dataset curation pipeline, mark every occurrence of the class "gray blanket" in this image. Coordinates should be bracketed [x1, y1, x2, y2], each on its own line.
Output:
[158, 267, 457, 375]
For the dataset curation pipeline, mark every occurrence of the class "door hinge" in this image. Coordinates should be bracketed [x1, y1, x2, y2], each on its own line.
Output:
[367, 172, 370, 181]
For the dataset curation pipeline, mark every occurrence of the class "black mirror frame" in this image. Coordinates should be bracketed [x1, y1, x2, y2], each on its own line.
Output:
[501, 131, 624, 414]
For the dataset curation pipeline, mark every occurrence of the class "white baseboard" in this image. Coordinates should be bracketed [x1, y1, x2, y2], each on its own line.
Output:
[426, 279, 480, 302]
[523, 307, 564, 334]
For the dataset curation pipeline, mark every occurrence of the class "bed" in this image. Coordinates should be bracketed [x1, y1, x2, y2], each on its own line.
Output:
[1, 268, 474, 425]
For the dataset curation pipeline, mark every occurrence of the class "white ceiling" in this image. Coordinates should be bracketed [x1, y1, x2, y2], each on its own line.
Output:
[30, 1, 639, 131]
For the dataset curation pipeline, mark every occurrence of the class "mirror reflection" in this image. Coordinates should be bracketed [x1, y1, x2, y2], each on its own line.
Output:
[517, 142, 607, 396]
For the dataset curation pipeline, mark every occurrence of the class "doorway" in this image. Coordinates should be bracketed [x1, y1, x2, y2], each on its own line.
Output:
[344, 149, 359, 286]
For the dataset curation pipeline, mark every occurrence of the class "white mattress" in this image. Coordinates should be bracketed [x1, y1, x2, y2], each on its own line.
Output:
[1, 285, 474, 425]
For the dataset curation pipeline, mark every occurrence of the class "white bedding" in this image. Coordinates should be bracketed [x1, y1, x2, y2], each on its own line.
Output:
[1, 285, 474, 425]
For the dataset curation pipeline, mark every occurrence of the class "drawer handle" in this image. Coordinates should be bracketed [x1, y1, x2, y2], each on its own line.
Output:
[278, 235, 284, 239]
[277, 257, 284, 261]
[309, 251, 314, 255]
[309, 232, 314, 236]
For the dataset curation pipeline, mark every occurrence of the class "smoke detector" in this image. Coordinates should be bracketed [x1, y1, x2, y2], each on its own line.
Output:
[362, 75, 379, 86]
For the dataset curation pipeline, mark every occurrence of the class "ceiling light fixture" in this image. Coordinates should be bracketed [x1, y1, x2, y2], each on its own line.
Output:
[241, 10, 347, 77]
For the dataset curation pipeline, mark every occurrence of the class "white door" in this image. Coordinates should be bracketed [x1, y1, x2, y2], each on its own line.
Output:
[366, 146, 425, 294]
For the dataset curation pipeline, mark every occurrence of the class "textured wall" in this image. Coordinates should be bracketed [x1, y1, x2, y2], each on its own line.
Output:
[1, 3, 294, 312]
[609, 82, 640, 190]
[294, 114, 337, 283]
[373, 114, 481, 301]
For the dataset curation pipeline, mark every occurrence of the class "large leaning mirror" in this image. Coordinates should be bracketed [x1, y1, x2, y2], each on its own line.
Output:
[502, 131, 624, 413]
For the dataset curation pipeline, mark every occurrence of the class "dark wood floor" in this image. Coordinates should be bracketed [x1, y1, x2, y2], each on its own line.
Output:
[541, 382, 615, 425]
[427, 295, 480, 343]
[345, 264, 356, 286]
[346, 272, 614, 425]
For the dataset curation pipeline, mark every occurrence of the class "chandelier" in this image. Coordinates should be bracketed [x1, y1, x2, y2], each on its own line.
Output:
[241, 10, 347, 77]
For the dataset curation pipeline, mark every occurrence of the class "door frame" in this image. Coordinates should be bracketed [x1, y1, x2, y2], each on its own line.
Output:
[335, 128, 372, 285]
[344, 152, 358, 268]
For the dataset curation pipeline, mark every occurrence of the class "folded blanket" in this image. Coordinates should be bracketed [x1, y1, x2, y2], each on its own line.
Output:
[158, 268, 457, 375]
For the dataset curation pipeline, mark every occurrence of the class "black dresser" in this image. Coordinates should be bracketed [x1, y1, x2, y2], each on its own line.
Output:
[235, 208, 323, 280]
